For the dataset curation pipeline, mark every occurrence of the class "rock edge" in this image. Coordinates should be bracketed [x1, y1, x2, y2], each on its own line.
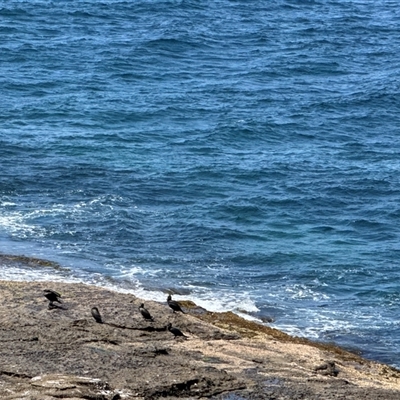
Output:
[0, 280, 399, 400]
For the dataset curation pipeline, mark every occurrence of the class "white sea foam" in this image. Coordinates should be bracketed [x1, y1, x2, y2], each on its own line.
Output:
[0, 213, 46, 238]
[285, 283, 330, 301]
[0, 257, 260, 319]
[271, 310, 357, 340]
[0, 263, 145, 298]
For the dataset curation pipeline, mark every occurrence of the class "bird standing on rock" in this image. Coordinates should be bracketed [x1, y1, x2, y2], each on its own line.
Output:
[139, 303, 154, 321]
[167, 294, 186, 314]
[91, 307, 103, 323]
[167, 323, 187, 339]
[43, 289, 62, 304]
[48, 302, 62, 310]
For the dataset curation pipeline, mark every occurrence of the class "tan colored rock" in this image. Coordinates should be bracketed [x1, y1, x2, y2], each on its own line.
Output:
[0, 279, 398, 399]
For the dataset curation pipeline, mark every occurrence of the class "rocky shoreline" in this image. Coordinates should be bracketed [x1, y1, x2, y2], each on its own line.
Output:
[0, 279, 399, 399]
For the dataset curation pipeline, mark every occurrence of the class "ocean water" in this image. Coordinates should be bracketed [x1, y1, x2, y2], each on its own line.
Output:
[1, 0, 400, 368]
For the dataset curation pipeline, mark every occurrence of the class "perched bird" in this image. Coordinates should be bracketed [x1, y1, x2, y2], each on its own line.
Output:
[139, 303, 154, 321]
[47, 301, 68, 310]
[167, 323, 187, 339]
[167, 294, 186, 314]
[48, 302, 59, 310]
[91, 307, 103, 323]
[314, 361, 339, 377]
[43, 289, 62, 304]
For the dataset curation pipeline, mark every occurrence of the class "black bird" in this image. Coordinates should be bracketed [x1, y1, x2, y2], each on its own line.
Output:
[47, 301, 67, 310]
[167, 294, 186, 314]
[139, 303, 154, 321]
[167, 323, 187, 339]
[43, 289, 62, 304]
[91, 307, 103, 323]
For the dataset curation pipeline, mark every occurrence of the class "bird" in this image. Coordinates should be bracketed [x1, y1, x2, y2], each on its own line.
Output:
[167, 294, 186, 314]
[43, 289, 62, 304]
[139, 303, 154, 321]
[167, 323, 187, 339]
[91, 307, 103, 323]
[48, 302, 60, 310]
[48, 302, 68, 310]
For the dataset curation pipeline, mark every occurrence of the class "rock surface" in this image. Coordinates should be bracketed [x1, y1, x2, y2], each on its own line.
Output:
[0, 279, 399, 399]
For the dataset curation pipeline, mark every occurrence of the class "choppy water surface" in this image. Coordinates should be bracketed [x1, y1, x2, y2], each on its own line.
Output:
[1, 0, 400, 367]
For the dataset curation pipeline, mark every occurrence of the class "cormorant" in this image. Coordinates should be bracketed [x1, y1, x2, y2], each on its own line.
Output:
[167, 323, 187, 339]
[167, 294, 186, 314]
[139, 303, 154, 321]
[43, 289, 62, 304]
[48, 302, 67, 310]
[91, 307, 103, 323]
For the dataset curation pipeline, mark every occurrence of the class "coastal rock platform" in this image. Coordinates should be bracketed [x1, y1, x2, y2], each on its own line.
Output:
[0, 280, 399, 399]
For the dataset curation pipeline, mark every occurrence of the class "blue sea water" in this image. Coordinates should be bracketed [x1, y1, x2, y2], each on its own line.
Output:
[1, 0, 400, 367]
